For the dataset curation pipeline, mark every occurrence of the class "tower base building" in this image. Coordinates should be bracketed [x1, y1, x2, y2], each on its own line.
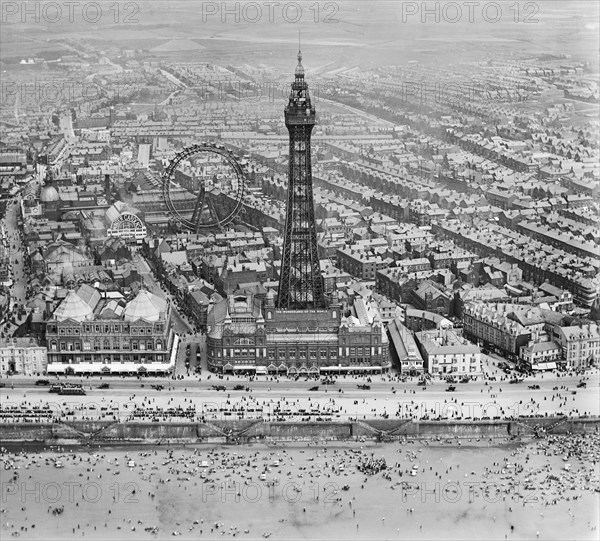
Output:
[207, 291, 390, 375]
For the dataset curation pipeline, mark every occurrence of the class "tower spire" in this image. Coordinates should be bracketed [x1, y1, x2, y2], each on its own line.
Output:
[278, 50, 325, 310]
[295, 32, 304, 79]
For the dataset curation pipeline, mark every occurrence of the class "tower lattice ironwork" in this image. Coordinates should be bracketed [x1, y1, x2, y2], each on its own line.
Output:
[277, 50, 326, 310]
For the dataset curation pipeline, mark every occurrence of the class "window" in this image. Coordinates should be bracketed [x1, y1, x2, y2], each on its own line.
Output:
[147, 341, 153, 350]
[83, 342, 91, 351]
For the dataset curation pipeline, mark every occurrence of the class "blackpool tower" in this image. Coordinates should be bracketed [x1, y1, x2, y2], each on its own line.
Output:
[277, 50, 326, 310]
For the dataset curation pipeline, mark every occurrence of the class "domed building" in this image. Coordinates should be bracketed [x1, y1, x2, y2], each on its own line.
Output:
[40, 185, 60, 203]
[46, 286, 177, 376]
[39, 177, 62, 220]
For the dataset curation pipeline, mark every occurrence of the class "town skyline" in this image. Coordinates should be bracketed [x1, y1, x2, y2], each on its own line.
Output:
[0, 2, 598, 540]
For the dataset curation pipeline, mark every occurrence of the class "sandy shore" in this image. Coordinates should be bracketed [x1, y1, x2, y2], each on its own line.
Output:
[1, 435, 598, 541]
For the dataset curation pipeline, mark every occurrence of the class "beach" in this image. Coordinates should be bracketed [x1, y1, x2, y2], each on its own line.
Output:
[1, 435, 598, 541]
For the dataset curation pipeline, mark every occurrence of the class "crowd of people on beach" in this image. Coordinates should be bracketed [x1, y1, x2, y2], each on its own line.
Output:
[0, 432, 598, 539]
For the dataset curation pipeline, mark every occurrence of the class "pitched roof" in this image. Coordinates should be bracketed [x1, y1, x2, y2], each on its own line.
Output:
[123, 290, 167, 322]
[53, 290, 94, 322]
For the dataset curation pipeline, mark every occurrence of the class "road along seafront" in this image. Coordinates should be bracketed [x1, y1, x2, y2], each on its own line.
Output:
[1, 370, 598, 424]
[0, 435, 598, 540]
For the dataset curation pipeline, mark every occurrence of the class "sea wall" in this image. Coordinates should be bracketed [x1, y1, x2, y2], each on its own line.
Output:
[1, 418, 598, 445]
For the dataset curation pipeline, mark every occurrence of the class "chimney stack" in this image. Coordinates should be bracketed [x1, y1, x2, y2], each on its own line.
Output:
[104, 174, 111, 205]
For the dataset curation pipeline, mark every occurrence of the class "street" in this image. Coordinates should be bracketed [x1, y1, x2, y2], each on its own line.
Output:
[132, 252, 194, 335]
[1, 368, 598, 422]
[0, 197, 28, 337]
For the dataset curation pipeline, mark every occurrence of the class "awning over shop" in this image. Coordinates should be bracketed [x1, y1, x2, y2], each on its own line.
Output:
[532, 362, 557, 371]
[320, 366, 382, 372]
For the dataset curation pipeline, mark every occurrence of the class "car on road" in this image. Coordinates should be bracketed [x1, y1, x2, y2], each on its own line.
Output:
[445, 386, 456, 392]
[98, 383, 110, 389]
[309, 386, 319, 391]
[35, 379, 50, 386]
[528, 384, 540, 390]
[577, 381, 587, 388]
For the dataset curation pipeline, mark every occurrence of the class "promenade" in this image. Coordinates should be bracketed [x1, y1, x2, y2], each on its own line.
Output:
[1, 370, 598, 426]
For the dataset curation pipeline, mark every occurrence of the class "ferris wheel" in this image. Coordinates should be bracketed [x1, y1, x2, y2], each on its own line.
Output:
[162, 143, 247, 232]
